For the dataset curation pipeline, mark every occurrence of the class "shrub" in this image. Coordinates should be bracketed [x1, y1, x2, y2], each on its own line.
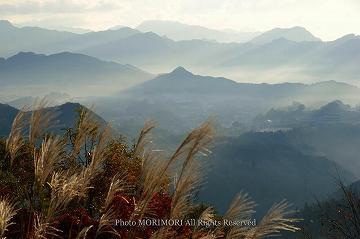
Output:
[0, 102, 300, 238]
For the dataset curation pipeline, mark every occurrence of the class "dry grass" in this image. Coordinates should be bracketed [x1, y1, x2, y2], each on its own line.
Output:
[0, 198, 17, 238]
[29, 98, 55, 145]
[47, 171, 89, 219]
[224, 193, 256, 221]
[76, 226, 93, 239]
[0, 102, 301, 239]
[33, 214, 62, 239]
[34, 136, 65, 186]
[6, 109, 26, 167]
[69, 106, 99, 163]
[96, 173, 129, 237]
[244, 201, 301, 239]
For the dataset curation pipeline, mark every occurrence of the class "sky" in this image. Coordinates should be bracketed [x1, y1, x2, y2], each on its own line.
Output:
[1, 0, 360, 40]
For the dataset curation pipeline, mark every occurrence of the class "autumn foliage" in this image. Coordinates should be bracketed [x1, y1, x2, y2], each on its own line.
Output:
[0, 102, 300, 238]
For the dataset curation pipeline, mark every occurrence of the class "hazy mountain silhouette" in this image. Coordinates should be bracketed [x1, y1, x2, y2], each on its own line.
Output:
[254, 101, 360, 177]
[0, 20, 76, 57]
[48, 27, 140, 53]
[0, 19, 142, 57]
[126, 67, 360, 103]
[0, 103, 19, 136]
[128, 66, 239, 94]
[255, 100, 360, 128]
[80, 32, 176, 67]
[6, 92, 72, 109]
[0, 102, 106, 137]
[2, 19, 360, 85]
[200, 132, 354, 214]
[136, 20, 260, 43]
[0, 52, 153, 96]
[92, 68, 360, 138]
[250, 26, 322, 44]
[77, 27, 360, 84]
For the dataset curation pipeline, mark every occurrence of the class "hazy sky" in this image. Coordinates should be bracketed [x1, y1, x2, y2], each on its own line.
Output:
[1, 0, 360, 40]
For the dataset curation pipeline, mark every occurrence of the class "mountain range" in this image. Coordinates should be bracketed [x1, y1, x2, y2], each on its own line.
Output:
[0, 52, 153, 97]
[200, 131, 354, 214]
[92, 67, 360, 141]
[2, 19, 360, 85]
[254, 100, 360, 128]
[0, 102, 105, 137]
[253, 100, 360, 178]
[136, 20, 261, 43]
[125, 67, 360, 104]
[250, 26, 321, 44]
[5, 92, 72, 109]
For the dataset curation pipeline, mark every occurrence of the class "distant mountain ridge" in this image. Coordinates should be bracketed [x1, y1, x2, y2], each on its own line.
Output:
[250, 26, 322, 44]
[254, 100, 360, 128]
[95, 67, 360, 135]
[128, 67, 239, 94]
[200, 131, 354, 214]
[136, 20, 260, 43]
[0, 19, 141, 57]
[0, 52, 153, 96]
[6, 92, 72, 109]
[0, 102, 106, 137]
[0, 20, 76, 57]
[127, 67, 360, 102]
[1, 19, 360, 85]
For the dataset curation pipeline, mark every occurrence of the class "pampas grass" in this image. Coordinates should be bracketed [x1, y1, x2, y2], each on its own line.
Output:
[135, 121, 214, 220]
[223, 193, 256, 222]
[0, 198, 17, 238]
[47, 171, 89, 218]
[6, 109, 26, 167]
[244, 201, 300, 239]
[133, 120, 155, 157]
[76, 225, 93, 239]
[69, 106, 99, 164]
[34, 136, 65, 186]
[29, 99, 55, 146]
[96, 174, 128, 237]
[0, 102, 300, 239]
[33, 214, 62, 239]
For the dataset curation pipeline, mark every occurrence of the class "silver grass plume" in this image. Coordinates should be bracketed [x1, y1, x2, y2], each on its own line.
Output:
[222, 193, 256, 239]
[34, 136, 65, 186]
[33, 214, 62, 239]
[0, 198, 17, 238]
[244, 200, 300, 239]
[76, 226, 93, 239]
[170, 121, 214, 219]
[29, 98, 55, 145]
[47, 171, 89, 218]
[6, 109, 26, 167]
[133, 120, 155, 157]
[70, 106, 99, 162]
[96, 173, 129, 237]
[131, 121, 214, 225]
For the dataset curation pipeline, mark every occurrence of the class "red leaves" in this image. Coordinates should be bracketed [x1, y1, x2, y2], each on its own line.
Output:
[111, 194, 136, 219]
[53, 208, 96, 238]
[148, 192, 172, 219]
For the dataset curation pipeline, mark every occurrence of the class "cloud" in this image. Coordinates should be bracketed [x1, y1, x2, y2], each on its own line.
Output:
[0, 0, 118, 14]
[1, 0, 360, 40]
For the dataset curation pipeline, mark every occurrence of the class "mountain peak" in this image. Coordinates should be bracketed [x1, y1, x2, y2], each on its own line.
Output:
[169, 67, 194, 78]
[0, 20, 13, 28]
[250, 26, 321, 44]
[334, 34, 360, 43]
[320, 100, 351, 112]
[172, 66, 191, 73]
[7, 52, 45, 62]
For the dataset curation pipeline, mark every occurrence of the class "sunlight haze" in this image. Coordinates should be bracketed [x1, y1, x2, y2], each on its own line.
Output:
[1, 0, 360, 40]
